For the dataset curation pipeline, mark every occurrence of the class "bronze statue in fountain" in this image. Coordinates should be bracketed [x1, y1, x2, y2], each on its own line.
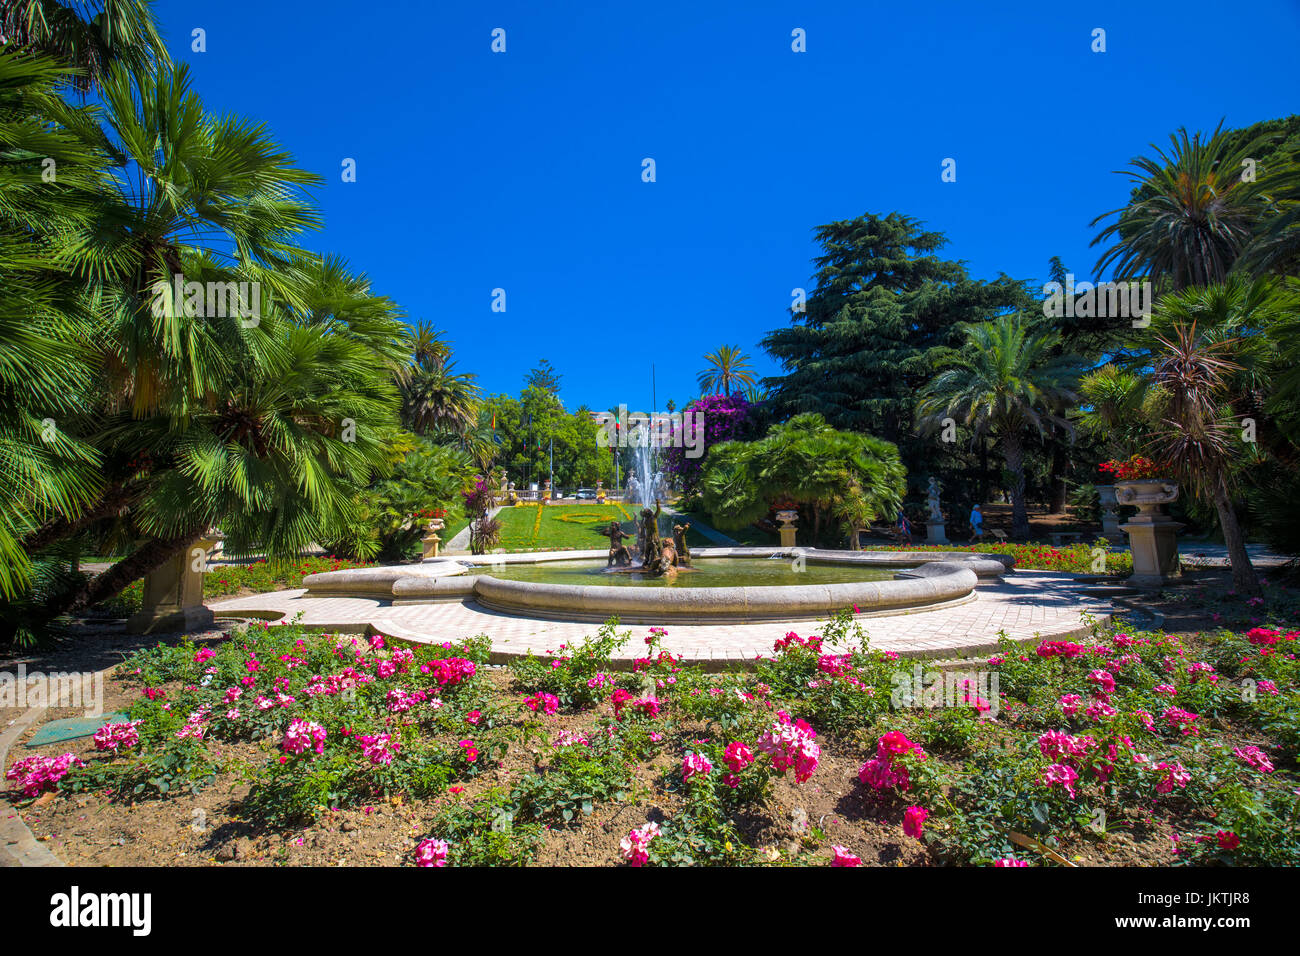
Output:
[601, 521, 634, 567]
[600, 504, 693, 577]
[672, 521, 692, 568]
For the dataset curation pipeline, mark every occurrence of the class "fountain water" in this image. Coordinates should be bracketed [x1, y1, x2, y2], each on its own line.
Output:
[627, 436, 668, 510]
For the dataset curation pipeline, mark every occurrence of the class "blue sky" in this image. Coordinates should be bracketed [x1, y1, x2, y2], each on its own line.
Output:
[156, 0, 1299, 412]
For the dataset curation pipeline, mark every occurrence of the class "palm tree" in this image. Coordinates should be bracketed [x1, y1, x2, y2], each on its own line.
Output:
[458, 408, 501, 473]
[697, 344, 756, 396]
[1090, 123, 1271, 291]
[698, 413, 905, 544]
[1140, 280, 1289, 596]
[402, 320, 452, 375]
[58, 313, 405, 614]
[917, 314, 1080, 539]
[1, 0, 171, 94]
[1147, 323, 1257, 595]
[0, 52, 106, 600]
[1077, 365, 1154, 460]
[1240, 157, 1300, 278]
[17, 62, 322, 557]
[4, 62, 412, 632]
[400, 360, 480, 437]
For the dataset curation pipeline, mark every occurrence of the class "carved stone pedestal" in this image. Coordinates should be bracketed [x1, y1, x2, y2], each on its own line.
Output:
[775, 510, 799, 548]
[421, 518, 445, 561]
[1117, 480, 1182, 588]
[127, 531, 221, 634]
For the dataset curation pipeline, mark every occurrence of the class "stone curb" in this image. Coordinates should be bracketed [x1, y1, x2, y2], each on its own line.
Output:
[1, 704, 65, 867]
[1, 666, 128, 867]
[2, 681, 109, 868]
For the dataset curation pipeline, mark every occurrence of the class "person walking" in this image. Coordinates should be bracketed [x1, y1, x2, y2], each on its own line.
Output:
[968, 504, 984, 544]
[894, 509, 915, 546]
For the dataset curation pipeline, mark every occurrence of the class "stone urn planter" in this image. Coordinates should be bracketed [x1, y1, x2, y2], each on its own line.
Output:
[775, 509, 799, 548]
[1095, 484, 1122, 538]
[421, 517, 446, 560]
[1115, 479, 1181, 587]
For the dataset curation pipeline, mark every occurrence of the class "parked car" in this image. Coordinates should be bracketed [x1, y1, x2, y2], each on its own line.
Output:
[575, 488, 597, 500]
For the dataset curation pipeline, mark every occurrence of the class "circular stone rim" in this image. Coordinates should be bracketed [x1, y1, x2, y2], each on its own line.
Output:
[302, 548, 1011, 623]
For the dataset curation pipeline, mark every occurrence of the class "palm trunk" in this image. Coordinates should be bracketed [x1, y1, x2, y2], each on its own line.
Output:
[1048, 441, 1068, 514]
[979, 441, 991, 503]
[41, 525, 204, 621]
[1212, 478, 1259, 597]
[1003, 434, 1030, 539]
[21, 480, 140, 555]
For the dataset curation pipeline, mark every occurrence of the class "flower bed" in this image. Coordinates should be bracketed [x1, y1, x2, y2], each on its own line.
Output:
[877, 541, 1133, 575]
[9, 609, 1297, 866]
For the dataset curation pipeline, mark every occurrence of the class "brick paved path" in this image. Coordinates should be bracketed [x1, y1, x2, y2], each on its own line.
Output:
[210, 570, 1113, 664]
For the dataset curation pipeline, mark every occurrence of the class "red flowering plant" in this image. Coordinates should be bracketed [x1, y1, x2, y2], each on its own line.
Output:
[1098, 455, 1163, 481]
[510, 620, 641, 710]
[412, 507, 448, 521]
[751, 608, 900, 733]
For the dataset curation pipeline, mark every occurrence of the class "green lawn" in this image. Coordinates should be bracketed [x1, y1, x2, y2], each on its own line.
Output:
[495, 502, 641, 551]
[491, 502, 775, 552]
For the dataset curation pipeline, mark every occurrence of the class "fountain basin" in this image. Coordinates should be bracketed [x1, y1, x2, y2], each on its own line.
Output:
[299, 548, 1011, 624]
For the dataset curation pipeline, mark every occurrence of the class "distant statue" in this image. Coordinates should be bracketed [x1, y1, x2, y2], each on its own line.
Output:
[600, 520, 634, 568]
[926, 477, 943, 522]
[626, 469, 643, 508]
[672, 522, 692, 568]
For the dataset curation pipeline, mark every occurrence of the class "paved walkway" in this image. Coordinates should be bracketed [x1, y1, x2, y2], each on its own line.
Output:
[209, 569, 1113, 664]
[443, 506, 504, 554]
[1175, 541, 1291, 569]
